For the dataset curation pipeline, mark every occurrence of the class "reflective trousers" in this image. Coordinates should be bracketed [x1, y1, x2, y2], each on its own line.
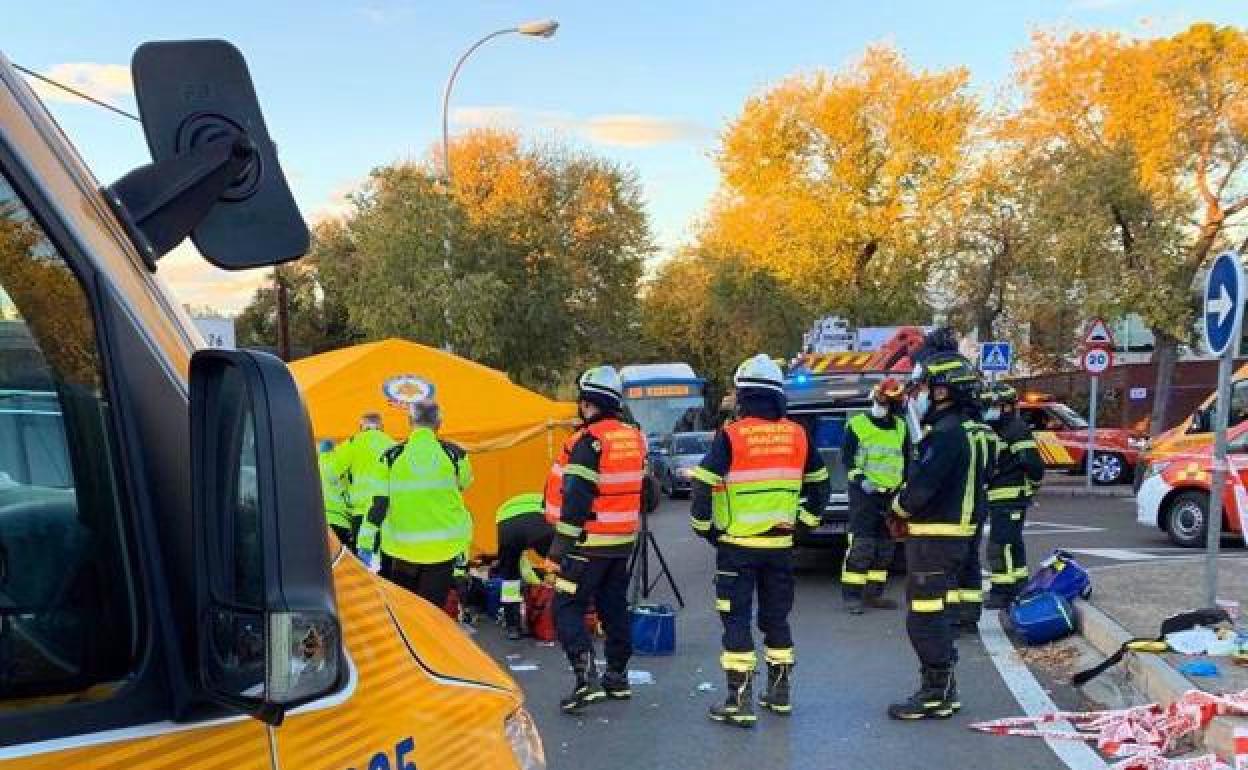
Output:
[497, 513, 553, 606]
[715, 544, 796, 672]
[988, 505, 1028, 598]
[553, 552, 632, 668]
[952, 512, 985, 625]
[842, 486, 894, 600]
[904, 538, 968, 669]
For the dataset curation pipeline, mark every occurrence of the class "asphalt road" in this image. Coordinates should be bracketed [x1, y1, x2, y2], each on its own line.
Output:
[1025, 477, 1247, 569]
[476, 488, 1178, 770]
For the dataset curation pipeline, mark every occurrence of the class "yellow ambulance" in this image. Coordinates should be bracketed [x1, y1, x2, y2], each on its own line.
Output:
[0, 41, 542, 768]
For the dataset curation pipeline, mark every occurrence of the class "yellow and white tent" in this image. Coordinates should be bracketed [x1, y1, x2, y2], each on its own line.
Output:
[290, 339, 577, 554]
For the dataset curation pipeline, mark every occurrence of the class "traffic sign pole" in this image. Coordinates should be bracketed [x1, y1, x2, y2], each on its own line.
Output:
[1085, 374, 1098, 493]
[1201, 250, 1245, 608]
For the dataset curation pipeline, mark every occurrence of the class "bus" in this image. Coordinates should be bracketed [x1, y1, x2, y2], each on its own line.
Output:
[620, 363, 710, 441]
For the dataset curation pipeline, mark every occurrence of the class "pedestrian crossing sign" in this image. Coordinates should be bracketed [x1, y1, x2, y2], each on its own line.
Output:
[979, 341, 1012, 373]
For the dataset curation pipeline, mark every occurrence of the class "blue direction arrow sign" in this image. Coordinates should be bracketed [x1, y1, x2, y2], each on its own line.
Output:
[979, 341, 1012, 373]
[1203, 250, 1245, 357]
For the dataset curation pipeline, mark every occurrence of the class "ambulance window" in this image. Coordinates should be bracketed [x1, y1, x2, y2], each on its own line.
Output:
[0, 174, 136, 709]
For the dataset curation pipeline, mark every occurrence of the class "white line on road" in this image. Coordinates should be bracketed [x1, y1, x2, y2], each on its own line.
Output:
[1063, 548, 1177, 561]
[979, 610, 1109, 770]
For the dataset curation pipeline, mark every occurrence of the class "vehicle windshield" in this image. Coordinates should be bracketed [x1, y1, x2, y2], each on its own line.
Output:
[626, 396, 706, 439]
[1050, 403, 1088, 429]
[672, 434, 712, 455]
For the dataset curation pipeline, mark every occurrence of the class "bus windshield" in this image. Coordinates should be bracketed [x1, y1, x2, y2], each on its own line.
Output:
[627, 395, 706, 439]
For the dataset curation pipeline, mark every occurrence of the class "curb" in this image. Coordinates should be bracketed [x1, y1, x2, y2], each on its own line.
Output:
[1075, 601, 1244, 759]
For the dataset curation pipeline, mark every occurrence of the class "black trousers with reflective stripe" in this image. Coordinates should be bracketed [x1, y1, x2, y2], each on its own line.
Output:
[497, 513, 554, 585]
[553, 552, 632, 667]
[905, 538, 967, 669]
[843, 486, 894, 599]
[988, 504, 1028, 594]
[953, 511, 985, 625]
[716, 544, 795, 656]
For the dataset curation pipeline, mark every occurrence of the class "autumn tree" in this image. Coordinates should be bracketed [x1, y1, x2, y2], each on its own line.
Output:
[1011, 23, 1248, 432]
[251, 129, 653, 392]
[704, 46, 980, 325]
[640, 249, 807, 395]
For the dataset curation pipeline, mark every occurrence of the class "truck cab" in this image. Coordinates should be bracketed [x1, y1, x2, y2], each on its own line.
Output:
[0, 42, 540, 769]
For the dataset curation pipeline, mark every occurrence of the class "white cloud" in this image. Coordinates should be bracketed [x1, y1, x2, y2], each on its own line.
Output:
[452, 105, 709, 149]
[158, 243, 270, 315]
[306, 177, 365, 225]
[584, 115, 708, 148]
[30, 62, 132, 107]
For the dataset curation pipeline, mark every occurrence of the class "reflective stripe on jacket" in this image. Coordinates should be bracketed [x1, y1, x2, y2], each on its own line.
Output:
[544, 418, 645, 548]
[846, 413, 906, 490]
[319, 452, 352, 530]
[381, 427, 473, 564]
[699, 417, 809, 539]
[334, 428, 396, 519]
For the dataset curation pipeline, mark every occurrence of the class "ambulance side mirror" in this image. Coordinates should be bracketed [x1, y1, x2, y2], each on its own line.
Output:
[190, 349, 342, 726]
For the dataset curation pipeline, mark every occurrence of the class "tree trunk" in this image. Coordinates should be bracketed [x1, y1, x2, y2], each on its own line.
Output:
[1149, 329, 1179, 436]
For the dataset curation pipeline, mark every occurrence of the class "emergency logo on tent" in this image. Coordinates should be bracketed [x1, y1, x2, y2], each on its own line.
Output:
[383, 375, 435, 408]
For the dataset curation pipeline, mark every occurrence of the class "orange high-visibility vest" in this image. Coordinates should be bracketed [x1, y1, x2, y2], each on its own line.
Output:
[715, 417, 809, 536]
[544, 418, 645, 546]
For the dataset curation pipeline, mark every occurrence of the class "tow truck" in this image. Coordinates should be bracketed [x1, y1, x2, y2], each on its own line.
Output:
[0, 41, 541, 769]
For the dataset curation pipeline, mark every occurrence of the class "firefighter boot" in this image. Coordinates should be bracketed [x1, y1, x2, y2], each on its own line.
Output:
[758, 663, 793, 715]
[560, 652, 605, 714]
[503, 604, 524, 641]
[863, 581, 899, 610]
[602, 664, 632, 700]
[887, 666, 956, 720]
[708, 670, 757, 728]
[949, 669, 961, 713]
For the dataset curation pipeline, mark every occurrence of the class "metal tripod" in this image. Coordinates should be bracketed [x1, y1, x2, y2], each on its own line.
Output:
[627, 509, 684, 608]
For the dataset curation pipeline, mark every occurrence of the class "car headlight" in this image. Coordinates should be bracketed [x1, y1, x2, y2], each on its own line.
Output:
[1142, 461, 1170, 482]
[1128, 437, 1151, 452]
[505, 708, 546, 770]
[677, 467, 695, 478]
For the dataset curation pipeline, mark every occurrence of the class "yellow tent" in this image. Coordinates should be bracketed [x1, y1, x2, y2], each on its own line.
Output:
[289, 339, 577, 554]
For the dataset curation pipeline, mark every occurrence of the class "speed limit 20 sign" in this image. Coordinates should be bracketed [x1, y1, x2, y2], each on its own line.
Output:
[1082, 347, 1113, 375]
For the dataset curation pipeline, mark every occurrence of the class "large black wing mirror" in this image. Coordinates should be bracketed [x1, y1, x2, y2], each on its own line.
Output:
[106, 40, 308, 269]
[190, 349, 340, 726]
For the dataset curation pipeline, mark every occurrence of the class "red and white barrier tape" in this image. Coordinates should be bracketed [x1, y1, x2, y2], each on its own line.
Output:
[971, 689, 1248, 770]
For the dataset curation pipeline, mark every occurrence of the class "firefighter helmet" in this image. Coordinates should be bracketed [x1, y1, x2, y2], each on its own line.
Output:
[577, 365, 624, 410]
[733, 353, 786, 394]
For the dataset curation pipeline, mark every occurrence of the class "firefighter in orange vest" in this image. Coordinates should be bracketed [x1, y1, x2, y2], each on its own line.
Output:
[544, 366, 645, 714]
[691, 355, 830, 727]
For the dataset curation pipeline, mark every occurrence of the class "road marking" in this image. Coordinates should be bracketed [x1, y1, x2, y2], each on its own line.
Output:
[1025, 521, 1108, 535]
[1063, 548, 1172, 561]
[979, 610, 1109, 770]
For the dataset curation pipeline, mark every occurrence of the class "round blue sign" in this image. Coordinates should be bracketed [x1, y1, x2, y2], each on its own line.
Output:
[1203, 251, 1244, 357]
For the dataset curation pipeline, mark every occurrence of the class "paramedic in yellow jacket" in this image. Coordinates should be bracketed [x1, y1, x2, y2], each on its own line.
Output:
[357, 398, 473, 607]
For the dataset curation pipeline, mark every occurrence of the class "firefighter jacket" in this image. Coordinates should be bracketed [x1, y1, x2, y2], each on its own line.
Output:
[544, 415, 645, 557]
[690, 415, 830, 549]
[986, 413, 1045, 506]
[892, 406, 981, 538]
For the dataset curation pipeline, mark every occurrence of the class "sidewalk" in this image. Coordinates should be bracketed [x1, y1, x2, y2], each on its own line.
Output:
[1075, 558, 1248, 760]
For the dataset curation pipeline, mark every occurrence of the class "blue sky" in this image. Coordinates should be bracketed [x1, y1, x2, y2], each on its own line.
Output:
[6, 1, 1246, 311]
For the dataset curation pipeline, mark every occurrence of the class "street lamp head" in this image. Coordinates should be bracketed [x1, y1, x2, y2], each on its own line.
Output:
[517, 19, 559, 38]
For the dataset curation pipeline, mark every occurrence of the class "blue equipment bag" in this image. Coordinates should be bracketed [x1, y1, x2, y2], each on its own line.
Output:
[1008, 590, 1077, 646]
[1020, 550, 1092, 602]
[631, 603, 676, 656]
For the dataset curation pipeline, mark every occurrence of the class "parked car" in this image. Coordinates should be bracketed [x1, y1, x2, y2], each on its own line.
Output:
[654, 431, 714, 498]
[1136, 434, 1248, 547]
[1016, 393, 1148, 485]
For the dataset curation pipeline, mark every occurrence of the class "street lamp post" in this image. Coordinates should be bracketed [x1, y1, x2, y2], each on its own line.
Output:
[437, 19, 558, 351]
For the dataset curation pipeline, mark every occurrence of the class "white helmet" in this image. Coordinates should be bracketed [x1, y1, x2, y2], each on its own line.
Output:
[578, 365, 623, 410]
[733, 354, 785, 394]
